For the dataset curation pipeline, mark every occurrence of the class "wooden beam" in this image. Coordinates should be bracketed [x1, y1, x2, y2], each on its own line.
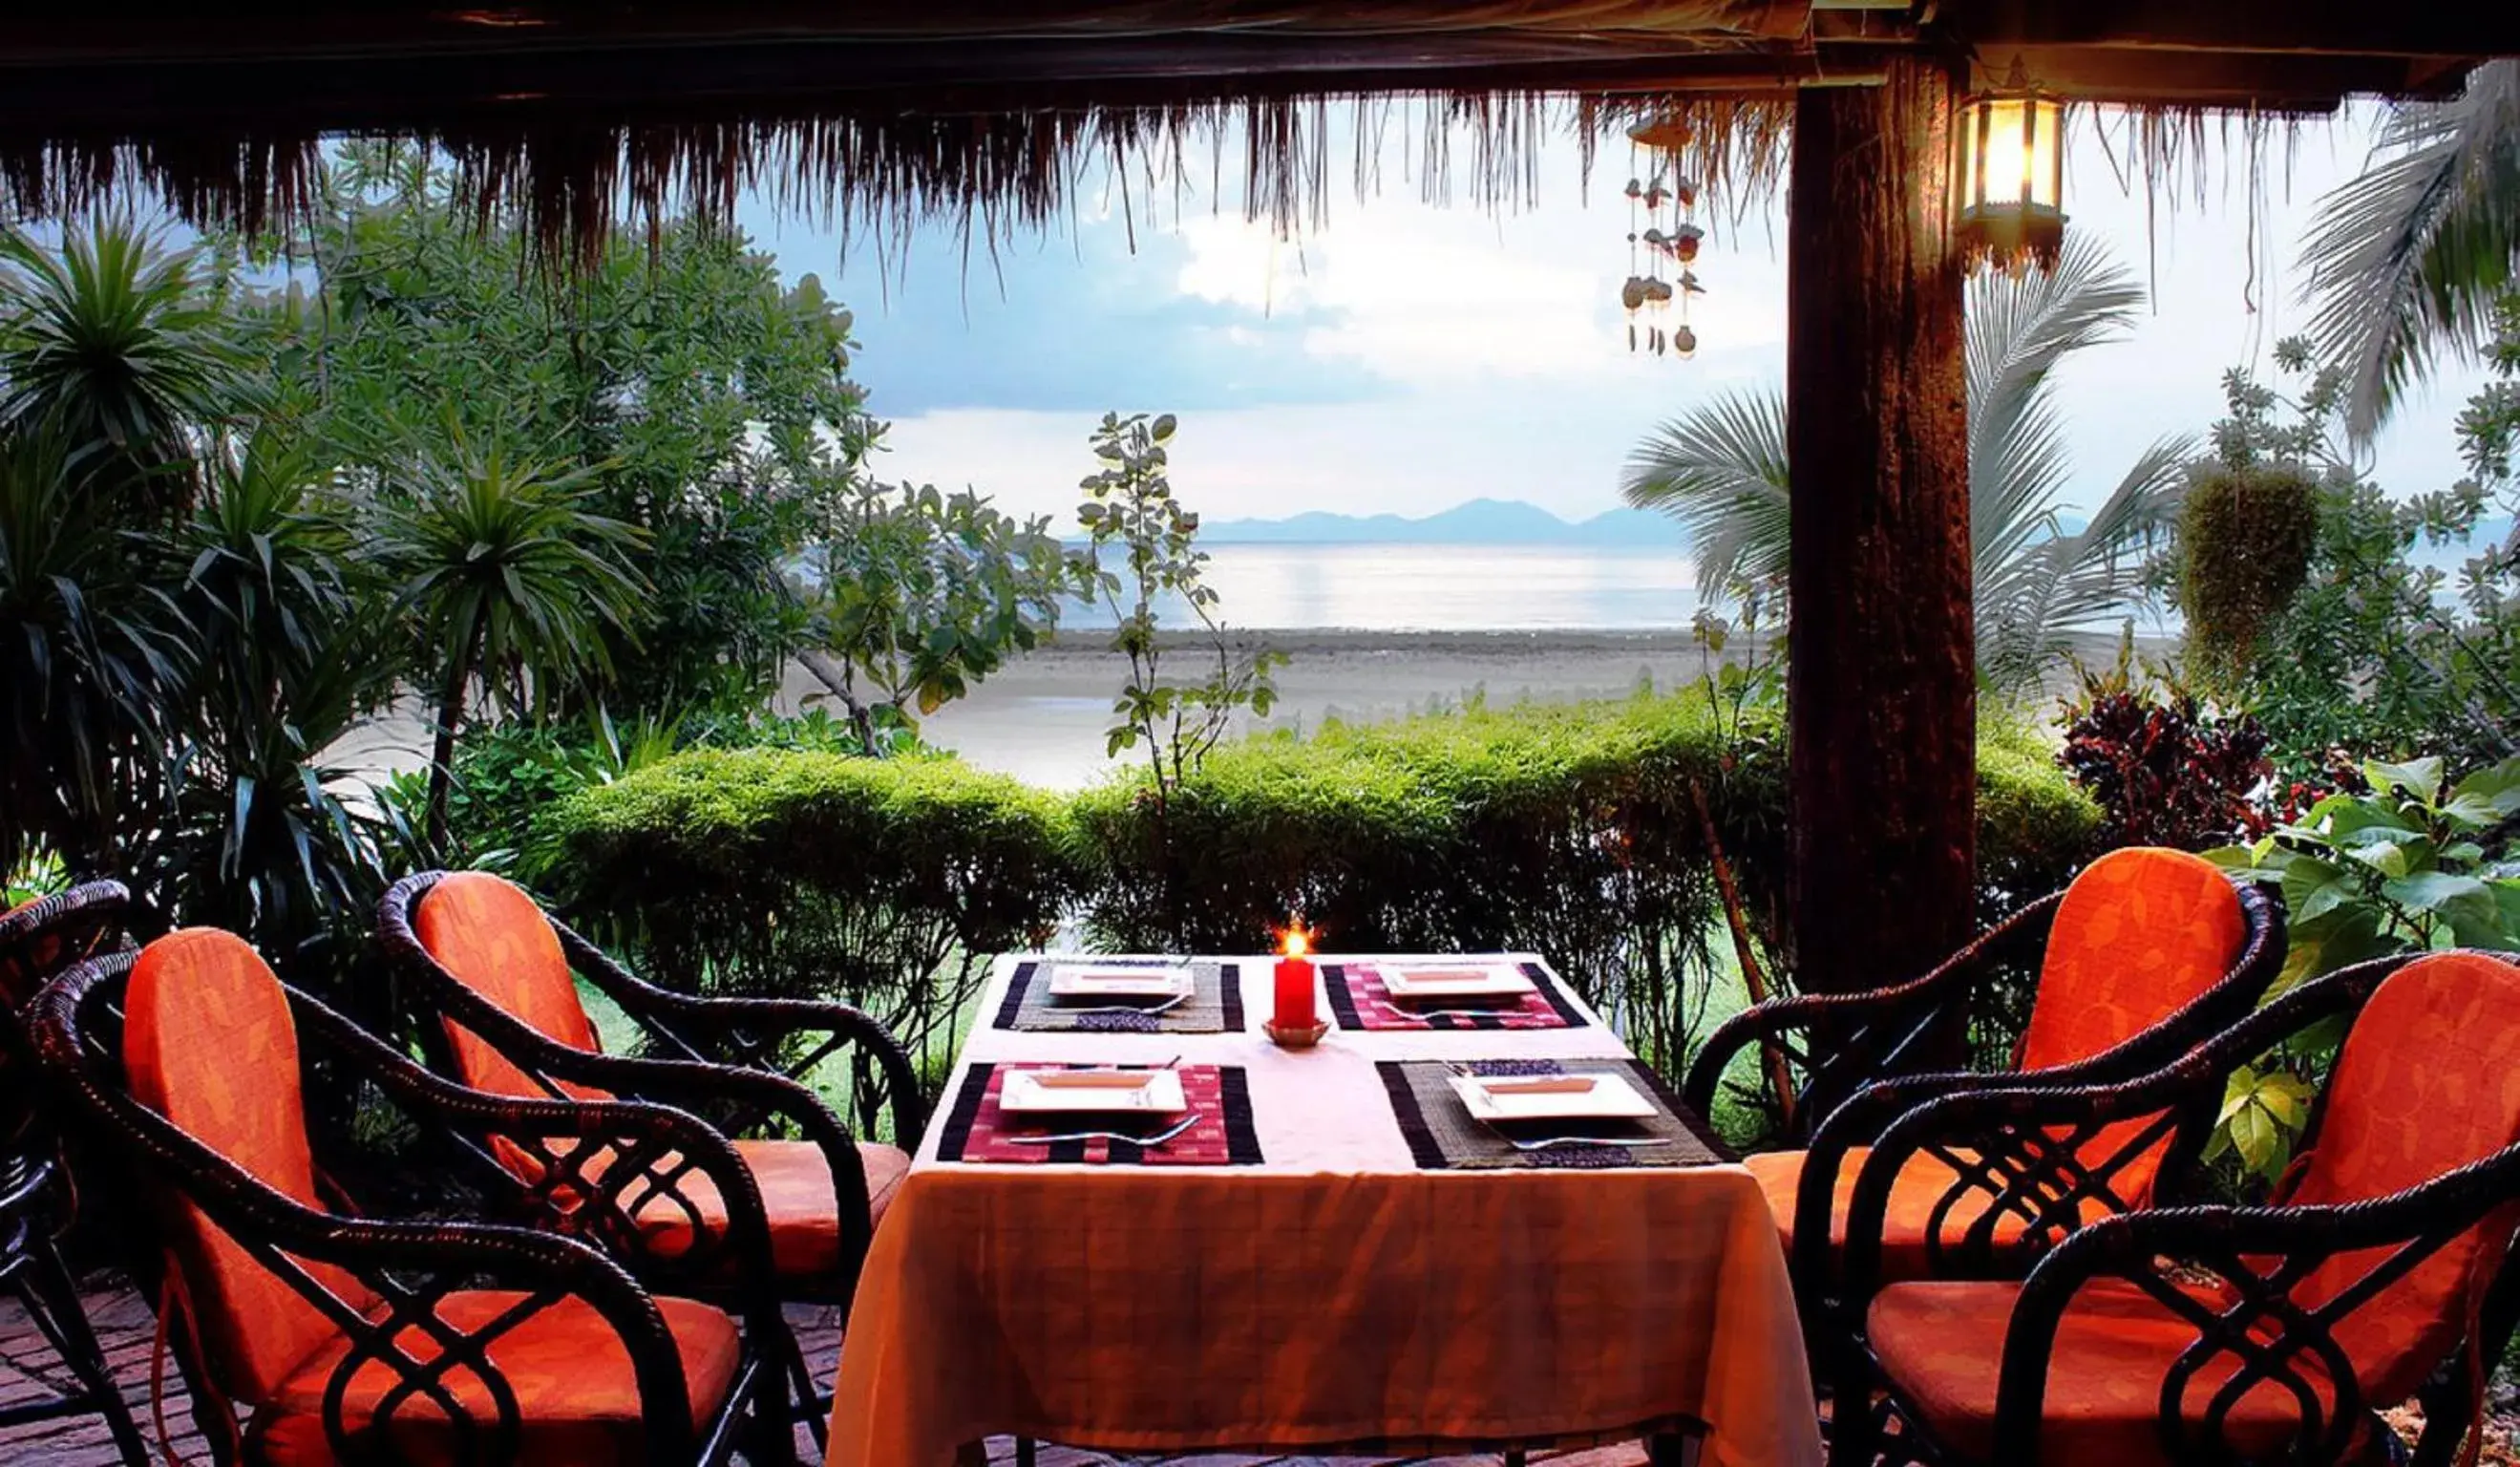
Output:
[1784, 53, 1977, 1001]
[1947, 0, 2520, 58]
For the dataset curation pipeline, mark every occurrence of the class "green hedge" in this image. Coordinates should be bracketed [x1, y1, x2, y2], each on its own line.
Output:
[541, 692, 2100, 1078]
[543, 748, 1085, 1076]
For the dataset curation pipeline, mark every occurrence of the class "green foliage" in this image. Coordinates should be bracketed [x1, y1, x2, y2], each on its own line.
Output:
[1623, 238, 2189, 694]
[808, 480, 1082, 752]
[2195, 340, 2520, 777]
[0, 219, 247, 519]
[240, 146, 879, 719]
[1077, 692, 2097, 1072]
[2211, 754, 2520, 988]
[2055, 648, 2275, 852]
[541, 748, 1085, 1075]
[2204, 753, 2520, 1183]
[375, 425, 647, 847]
[2175, 465, 2319, 681]
[3, 847, 67, 908]
[1078, 412, 1285, 795]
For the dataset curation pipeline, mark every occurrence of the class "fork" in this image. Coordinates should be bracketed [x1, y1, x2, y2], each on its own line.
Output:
[1503, 1134, 1668, 1152]
[1055, 992, 1191, 1016]
[1004, 1113, 1203, 1148]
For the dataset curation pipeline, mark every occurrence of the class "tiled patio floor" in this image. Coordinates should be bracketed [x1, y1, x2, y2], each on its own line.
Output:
[0, 1279, 1665, 1465]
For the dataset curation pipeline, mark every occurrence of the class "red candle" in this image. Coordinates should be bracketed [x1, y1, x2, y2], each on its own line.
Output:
[1273, 926, 1317, 1031]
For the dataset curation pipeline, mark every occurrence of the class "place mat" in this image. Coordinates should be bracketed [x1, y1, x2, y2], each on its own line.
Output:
[1323, 960, 1585, 1031]
[936, 1063, 1263, 1167]
[994, 958, 1243, 1034]
[1377, 1058, 1729, 1171]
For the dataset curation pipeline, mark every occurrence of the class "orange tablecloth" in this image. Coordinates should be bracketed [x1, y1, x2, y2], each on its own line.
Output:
[827, 953, 1821, 1467]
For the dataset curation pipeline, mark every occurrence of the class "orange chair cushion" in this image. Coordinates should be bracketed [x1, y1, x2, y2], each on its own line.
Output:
[2283, 951, 2520, 1405]
[1869, 1279, 2338, 1465]
[255, 1290, 741, 1467]
[2019, 846, 2246, 1073]
[123, 929, 379, 1402]
[1747, 1147, 2111, 1282]
[634, 1139, 912, 1277]
[412, 873, 608, 1102]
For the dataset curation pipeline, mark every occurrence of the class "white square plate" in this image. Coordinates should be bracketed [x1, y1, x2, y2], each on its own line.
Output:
[1449, 1071, 1658, 1123]
[1045, 964, 1195, 1000]
[1378, 962, 1535, 1001]
[1000, 1068, 1190, 1116]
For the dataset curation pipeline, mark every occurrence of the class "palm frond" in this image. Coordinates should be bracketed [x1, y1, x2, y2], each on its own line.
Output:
[1619, 388, 1788, 597]
[2299, 60, 2520, 439]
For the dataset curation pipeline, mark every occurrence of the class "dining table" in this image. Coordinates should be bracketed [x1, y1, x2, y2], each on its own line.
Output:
[825, 951, 1823, 1467]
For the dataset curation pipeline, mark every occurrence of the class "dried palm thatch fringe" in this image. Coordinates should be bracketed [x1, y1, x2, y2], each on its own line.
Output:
[0, 89, 1800, 270]
[0, 88, 2304, 277]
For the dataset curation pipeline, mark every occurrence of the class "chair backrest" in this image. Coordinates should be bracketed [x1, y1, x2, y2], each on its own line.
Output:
[121, 928, 376, 1401]
[2286, 950, 2520, 1406]
[2018, 846, 2250, 1073]
[412, 872, 606, 1100]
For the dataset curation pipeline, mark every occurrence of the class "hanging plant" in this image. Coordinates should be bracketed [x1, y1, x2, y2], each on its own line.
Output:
[2176, 465, 2319, 683]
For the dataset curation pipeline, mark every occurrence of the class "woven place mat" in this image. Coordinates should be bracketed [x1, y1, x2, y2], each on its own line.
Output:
[1324, 960, 1585, 1031]
[1377, 1058, 1730, 1171]
[994, 957, 1243, 1034]
[936, 1062, 1264, 1167]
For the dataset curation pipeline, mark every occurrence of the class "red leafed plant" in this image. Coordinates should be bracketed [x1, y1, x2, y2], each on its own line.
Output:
[2057, 659, 2276, 852]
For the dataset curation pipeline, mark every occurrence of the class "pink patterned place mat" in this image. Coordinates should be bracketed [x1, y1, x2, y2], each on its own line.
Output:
[1323, 960, 1584, 1031]
[936, 1064, 1262, 1166]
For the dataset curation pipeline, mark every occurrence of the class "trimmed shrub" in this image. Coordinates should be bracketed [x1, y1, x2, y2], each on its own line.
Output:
[545, 694, 2101, 1082]
[541, 748, 1085, 1078]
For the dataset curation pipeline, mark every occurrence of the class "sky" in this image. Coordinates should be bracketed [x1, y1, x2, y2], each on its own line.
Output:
[736, 103, 2497, 530]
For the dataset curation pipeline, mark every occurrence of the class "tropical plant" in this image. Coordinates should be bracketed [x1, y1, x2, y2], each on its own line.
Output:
[1622, 238, 2191, 694]
[2194, 340, 2520, 776]
[1077, 412, 1285, 801]
[2298, 60, 2520, 439]
[2055, 649, 2274, 852]
[0, 426, 176, 874]
[805, 479, 1083, 753]
[375, 427, 648, 848]
[240, 146, 880, 720]
[2204, 754, 2520, 1181]
[0, 219, 247, 519]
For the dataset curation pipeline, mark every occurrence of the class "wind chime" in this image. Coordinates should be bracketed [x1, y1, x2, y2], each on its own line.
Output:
[1621, 115, 1705, 359]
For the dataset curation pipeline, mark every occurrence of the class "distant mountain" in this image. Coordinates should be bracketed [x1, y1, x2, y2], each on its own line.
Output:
[1197, 498, 1685, 547]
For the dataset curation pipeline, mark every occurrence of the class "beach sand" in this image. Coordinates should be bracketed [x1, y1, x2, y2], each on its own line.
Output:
[808, 627, 1759, 789]
[339, 627, 2139, 793]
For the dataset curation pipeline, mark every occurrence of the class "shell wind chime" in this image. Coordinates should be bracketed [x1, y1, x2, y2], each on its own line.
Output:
[1621, 116, 1705, 359]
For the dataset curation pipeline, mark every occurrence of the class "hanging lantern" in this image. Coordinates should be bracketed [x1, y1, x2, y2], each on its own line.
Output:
[1953, 58, 2065, 276]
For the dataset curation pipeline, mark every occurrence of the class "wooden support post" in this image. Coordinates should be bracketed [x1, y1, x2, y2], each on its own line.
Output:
[1784, 55, 1976, 1003]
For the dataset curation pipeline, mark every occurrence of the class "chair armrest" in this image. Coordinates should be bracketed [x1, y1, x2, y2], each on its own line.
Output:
[286, 994, 781, 1308]
[1682, 893, 2064, 1136]
[554, 923, 926, 1146]
[1988, 1149, 2520, 1467]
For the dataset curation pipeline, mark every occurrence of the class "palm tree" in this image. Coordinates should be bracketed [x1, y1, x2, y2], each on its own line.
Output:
[2298, 61, 2520, 440]
[1622, 238, 2191, 695]
[376, 426, 648, 849]
[0, 219, 246, 518]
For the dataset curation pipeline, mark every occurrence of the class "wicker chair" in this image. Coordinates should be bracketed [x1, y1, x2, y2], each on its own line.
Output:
[377, 871, 922, 1302]
[1846, 949, 2520, 1467]
[31, 926, 796, 1466]
[1682, 850, 2285, 1347]
[0, 882, 149, 1463]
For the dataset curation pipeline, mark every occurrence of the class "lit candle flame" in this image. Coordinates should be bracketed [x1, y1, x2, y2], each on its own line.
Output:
[1281, 925, 1310, 960]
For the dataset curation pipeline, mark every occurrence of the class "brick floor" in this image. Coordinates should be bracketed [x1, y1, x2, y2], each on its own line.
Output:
[0, 1279, 1676, 1465]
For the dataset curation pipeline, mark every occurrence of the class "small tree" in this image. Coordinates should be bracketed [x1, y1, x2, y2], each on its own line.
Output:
[378, 425, 648, 849]
[808, 479, 1083, 753]
[1077, 412, 1283, 805]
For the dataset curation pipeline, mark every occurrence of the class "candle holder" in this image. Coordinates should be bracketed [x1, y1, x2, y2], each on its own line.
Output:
[1263, 1018, 1330, 1050]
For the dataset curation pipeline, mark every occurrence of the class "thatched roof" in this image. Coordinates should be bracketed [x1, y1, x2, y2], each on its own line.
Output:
[0, 2, 2508, 261]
